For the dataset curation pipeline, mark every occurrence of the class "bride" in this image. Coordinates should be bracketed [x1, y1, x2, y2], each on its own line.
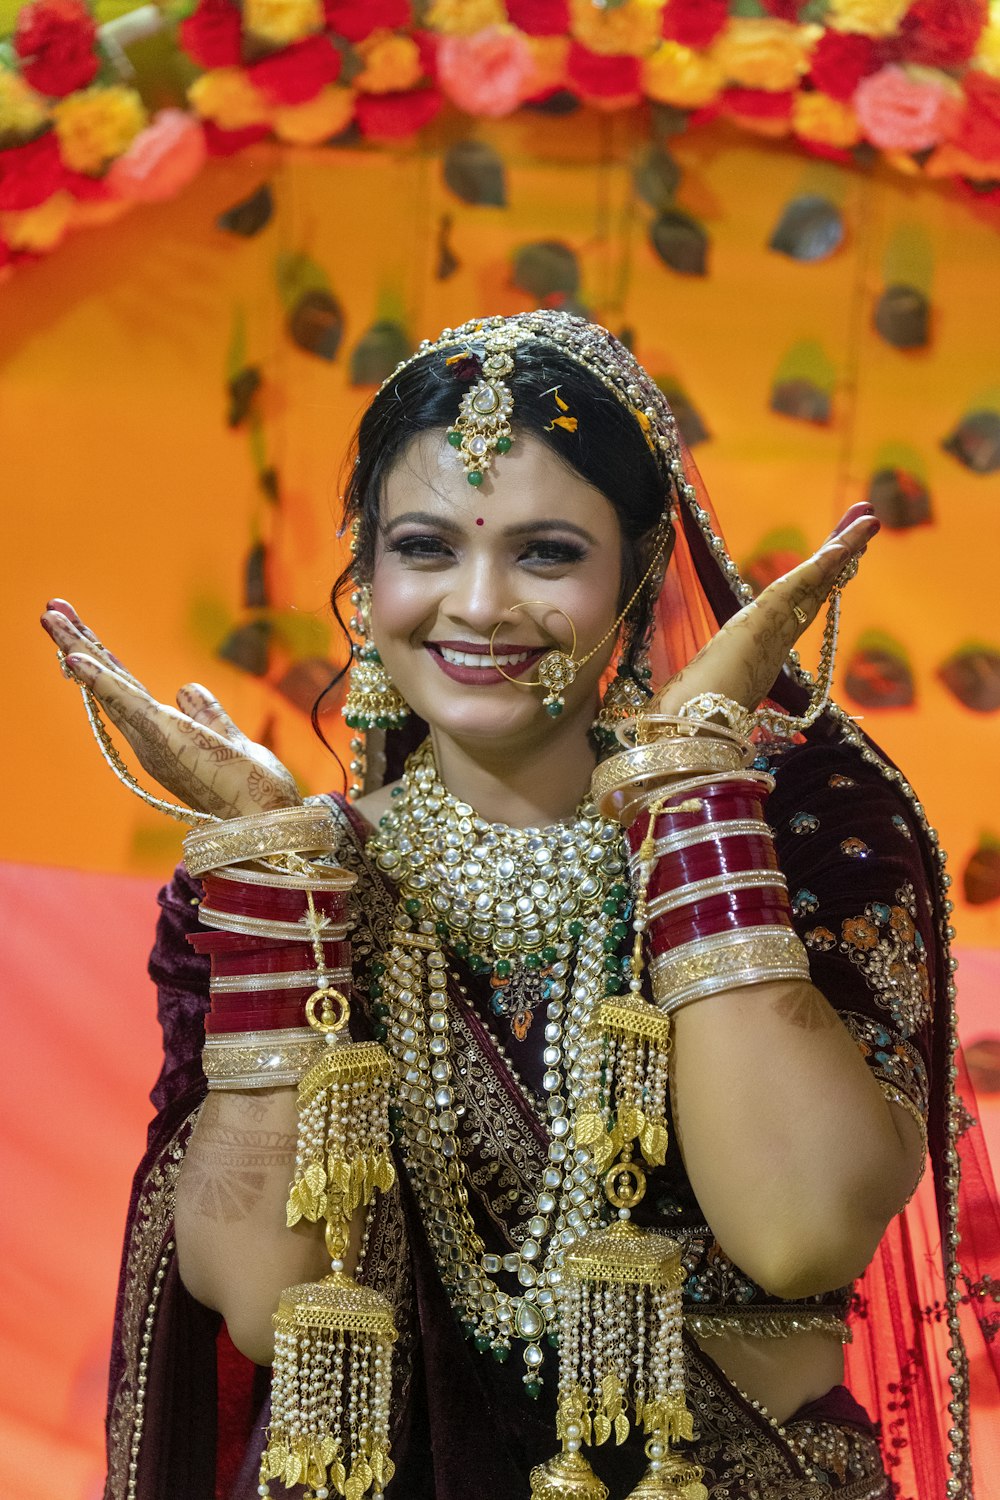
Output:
[42, 311, 963, 1500]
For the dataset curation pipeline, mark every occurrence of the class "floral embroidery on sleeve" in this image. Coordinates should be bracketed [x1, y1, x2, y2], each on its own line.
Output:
[841, 1014, 929, 1125]
[838, 881, 930, 1037]
[791, 811, 819, 835]
[840, 837, 871, 859]
[792, 888, 818, 917]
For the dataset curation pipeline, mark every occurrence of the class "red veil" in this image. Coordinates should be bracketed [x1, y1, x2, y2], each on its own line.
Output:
[649, 441, 1000, 1498]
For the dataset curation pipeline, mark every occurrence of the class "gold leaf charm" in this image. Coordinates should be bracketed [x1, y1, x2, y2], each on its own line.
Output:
[593, 1413, 612, 1446]
[614, 1412, 630, 1445]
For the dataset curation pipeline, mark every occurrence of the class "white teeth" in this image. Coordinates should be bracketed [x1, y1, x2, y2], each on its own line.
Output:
[437, 646, 533, 668]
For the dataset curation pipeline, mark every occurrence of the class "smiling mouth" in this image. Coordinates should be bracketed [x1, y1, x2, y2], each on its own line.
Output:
[424, 641, 546, 679]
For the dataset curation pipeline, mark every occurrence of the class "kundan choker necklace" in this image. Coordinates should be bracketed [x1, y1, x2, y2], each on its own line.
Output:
[367, 741, 631, 1395]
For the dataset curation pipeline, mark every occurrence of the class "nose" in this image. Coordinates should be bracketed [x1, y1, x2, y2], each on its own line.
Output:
[440, 552, 516, 640]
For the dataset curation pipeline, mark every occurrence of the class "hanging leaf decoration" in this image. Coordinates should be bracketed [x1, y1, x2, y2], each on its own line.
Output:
[349, 320, 412, 387]
[288, 289, 344, 360]
[938, 644, 1000, 712]
[244, 542, 269, 609]
[770, 377, 831, 425]
[268, 608, 331, 659]
[942, 410, 1000, 473]
[866, 467, 932, 529]
[275, 251, 343, 360]
[524, 90, 579, 116]
[512, 240, 580, 299]
[649, 211, 708, 275]
[436, 214, 460, 280]
[873, 284, 930, 349]
[227, 366, 261, 427]
[963, 1037, 1000, 1093]
[217, 183, 274, 237]
[633, 147, 680, 213]
[844, 632, 915, 709]
[276, 657, 343, 715]
[768, 195, 844, 262]
[963, 835, 1000, 906]
[443, 140, 507, 207]
[654, 377, 709, 446]
[218, 619, 272, 677]
[741, 528, 808, 596]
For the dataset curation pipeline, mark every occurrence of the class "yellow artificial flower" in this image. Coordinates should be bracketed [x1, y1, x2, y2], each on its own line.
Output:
[523, 35, 569, 98]
[569, 0, 663, 58]
[425, 0, 506, 35]
[923, 142, 1000, 179]
[0, 69, 49, 138]
[355, 32, 423, 93]
[272, 85, 356, 142]
[973, 1, 1000, 77]
[243, 0, 324, 46]
[711, 18, 818, 92]
[826, 0, 910, 38]
[53, 85, 146, 174]
[642, 40, 723, 107]
[792, 90, 861, 147]
[189, 68, 271, 129]
[0, 189, 72, 250]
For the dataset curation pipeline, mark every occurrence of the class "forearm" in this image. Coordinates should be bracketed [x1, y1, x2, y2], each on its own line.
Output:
[671, 976, 923, 1297]
[175, 1087, 330, 1363]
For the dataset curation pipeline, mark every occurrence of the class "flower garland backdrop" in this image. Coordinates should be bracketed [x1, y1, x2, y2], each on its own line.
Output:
[3, 0, 1000, 262]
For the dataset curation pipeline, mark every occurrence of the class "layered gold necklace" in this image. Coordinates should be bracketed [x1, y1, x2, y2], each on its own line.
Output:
[367, 740, 630, 1397]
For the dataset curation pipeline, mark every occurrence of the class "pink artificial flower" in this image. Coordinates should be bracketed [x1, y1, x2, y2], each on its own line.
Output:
[854, 63, 959, 152]
[106, 109, 208, 203]
[437, 27, 534, 118]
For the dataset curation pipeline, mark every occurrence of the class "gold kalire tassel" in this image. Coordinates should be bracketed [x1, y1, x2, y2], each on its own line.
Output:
[532, 802, 706, 1500]
[261, 897, 399, 1500]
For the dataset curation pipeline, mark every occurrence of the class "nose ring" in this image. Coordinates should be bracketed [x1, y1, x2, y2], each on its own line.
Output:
[489, 603, 579, 718]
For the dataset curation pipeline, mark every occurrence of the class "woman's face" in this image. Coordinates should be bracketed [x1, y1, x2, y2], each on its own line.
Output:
[369, 430, 624, 753]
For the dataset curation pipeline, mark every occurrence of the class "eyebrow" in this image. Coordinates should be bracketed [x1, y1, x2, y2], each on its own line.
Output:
[383, 511, 598, 545]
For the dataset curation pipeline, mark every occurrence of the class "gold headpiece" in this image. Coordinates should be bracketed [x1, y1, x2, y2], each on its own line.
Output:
[381, 310, 684, 491]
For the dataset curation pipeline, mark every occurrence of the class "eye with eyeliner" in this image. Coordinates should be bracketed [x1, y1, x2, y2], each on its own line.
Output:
[386, 533, 453, 562]
[384, 532, 588, 568]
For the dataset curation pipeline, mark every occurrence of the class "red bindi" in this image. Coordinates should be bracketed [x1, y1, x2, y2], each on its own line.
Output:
[476, 517, 484, 526]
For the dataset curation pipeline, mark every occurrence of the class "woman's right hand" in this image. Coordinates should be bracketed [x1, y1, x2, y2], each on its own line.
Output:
[41, 599, 301, 819]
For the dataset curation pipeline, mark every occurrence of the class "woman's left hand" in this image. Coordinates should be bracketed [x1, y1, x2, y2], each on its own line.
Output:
[648, 503, 879, 718]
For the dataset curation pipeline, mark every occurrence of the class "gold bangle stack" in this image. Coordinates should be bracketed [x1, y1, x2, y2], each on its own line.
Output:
[649, 927, 811, 1014]
[203, 1026, 326, 1091]
[182, 804, 343, 877]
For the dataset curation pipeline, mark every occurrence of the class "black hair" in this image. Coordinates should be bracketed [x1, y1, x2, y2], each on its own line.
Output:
[313, 341, 673, 752]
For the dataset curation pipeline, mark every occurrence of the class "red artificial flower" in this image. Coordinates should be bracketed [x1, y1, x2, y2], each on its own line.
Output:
[953, 70, 1000, 162]
[660, 0, 728, 49]
[899, 0, 988, 70]
[178, 0, 242, 68]
[566, 41, 640, 101]
[322, 0, 409, 44]
[202, 119, 272, 155]
[505, 0, 570, 36]
[0, 129, 68, 210]
[721, 86, 794, 121]
[249, 35, 343, 105]
[412, 28, 438, 80]
[14, 0, 99, 98]
[808, 30, 881, 103]
[354, 85, 442, 139]
[63, 166, 112, 199]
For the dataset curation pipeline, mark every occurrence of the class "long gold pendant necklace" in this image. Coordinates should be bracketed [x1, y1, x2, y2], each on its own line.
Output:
[368, 742, 631, 1396]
